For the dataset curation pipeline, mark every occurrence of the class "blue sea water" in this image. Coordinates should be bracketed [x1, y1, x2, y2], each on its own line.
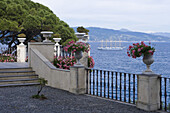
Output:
[89, 42, 170, 78]
[89, 41, 170, 108]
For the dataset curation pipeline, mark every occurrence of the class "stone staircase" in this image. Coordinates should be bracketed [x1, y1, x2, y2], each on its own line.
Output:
[0, 67, 40, 87]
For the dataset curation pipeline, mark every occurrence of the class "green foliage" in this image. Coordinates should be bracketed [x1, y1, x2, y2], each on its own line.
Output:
[18, 33, 26, 38]
[32, 77, 48, 99]
[0, 0, 77, 47]
[39, 78, 48, 86]
[62, 38, 77, 46]
[77, 26, 89, 35]
[53, 33, 61, 38]
[32, 94, 47, 100]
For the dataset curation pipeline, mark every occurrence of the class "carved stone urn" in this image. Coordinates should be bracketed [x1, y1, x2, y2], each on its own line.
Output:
[142, 54, 154, 74]
[75, 51, 83, 65]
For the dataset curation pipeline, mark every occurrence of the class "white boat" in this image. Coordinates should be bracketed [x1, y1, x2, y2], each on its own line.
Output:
[98, 39, 124, 50]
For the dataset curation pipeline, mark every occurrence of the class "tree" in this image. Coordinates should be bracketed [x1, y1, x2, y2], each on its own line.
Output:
[77, 26, 89, 35]
[0, 0, 77, 48]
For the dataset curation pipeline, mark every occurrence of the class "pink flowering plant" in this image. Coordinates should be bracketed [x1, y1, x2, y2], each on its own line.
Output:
[64, 40, 90, 53]
[53, 56, 76, 70]
[0, 54, 16, 62]
[88, 56, 95, 68]
[127, 41, 155, 58]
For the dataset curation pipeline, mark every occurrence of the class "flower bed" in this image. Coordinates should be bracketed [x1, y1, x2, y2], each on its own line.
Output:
[0, 54, 16, 62]
[127, 41, 155, 58]
[53, 56, 76, 70]
[64, 40, 90, 53]
[88, 56, 95, 68]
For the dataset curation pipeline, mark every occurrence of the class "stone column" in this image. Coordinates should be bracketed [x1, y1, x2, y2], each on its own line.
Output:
[17, 38, 26, 62]
[28, 42, 55, 67]
[17, 45, 26, 62]
[136, 74, 161, 111]
[69, 65, 86, 94]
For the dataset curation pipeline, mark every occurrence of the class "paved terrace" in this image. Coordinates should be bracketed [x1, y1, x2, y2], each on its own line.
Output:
[0, 86, 159, 113]
[0, 63, 159, 113]
[0, 62, 28, 68]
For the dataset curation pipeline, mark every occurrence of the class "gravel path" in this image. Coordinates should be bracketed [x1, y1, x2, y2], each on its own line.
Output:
[0, 86, 158, 113]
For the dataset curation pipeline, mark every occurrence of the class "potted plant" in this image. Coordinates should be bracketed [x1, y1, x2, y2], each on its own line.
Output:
[127, 41, 155, 74]
[17, 33, 26, 45]
[64, 40, 90, 65]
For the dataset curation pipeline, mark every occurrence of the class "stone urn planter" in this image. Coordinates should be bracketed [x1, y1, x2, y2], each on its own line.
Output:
[142, 54, 154, 74]
[18, 38, 26, 45]
[127, 41, 155, 74]
[41, 31, 53, 42]
[75, 33, 86, 42]
[75, 51, 83, 65]
[53, 38, 61, 44]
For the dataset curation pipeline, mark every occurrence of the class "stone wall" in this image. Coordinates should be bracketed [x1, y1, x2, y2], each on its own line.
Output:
[30, 48, 71, 91]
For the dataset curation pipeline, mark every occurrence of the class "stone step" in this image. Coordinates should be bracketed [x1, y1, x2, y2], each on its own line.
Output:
[0, 74, 38, 80]
[0, 78, 39, 85]
[0, 71, 35, 76]
[0, 83, 40, 87]
[0, 67, 32, 72]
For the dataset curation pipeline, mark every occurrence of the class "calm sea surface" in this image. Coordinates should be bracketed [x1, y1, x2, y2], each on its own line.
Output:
[89, 42, 170, 78]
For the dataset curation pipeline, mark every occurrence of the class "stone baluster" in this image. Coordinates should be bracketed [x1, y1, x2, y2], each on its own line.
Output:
[53, 38, 61, 57]
[17, 38, 26, 62]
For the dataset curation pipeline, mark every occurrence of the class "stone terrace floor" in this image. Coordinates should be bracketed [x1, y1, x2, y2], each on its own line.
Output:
[0, 86, 159, 113]
[0, 62, 28, 68]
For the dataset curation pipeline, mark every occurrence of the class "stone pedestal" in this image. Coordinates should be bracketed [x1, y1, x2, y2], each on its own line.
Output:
[28, 42, 55, 66]
[17, 45, 26, 62]
[69, 65, 86, 94]
[136, 74, 160, 111]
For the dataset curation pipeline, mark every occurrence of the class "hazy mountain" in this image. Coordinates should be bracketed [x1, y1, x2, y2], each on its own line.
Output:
[72, 27, 170, 42]
[151, 32, 170, 38]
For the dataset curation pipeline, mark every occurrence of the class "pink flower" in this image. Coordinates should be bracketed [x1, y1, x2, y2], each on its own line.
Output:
[141, 41, 144, 45]
[138, 48, 141, 52]
[132, 50, 135, 54]
[148, 50, 152, 53]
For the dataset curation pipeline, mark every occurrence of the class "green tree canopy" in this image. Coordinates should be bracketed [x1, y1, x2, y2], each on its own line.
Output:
[77, 26, 89, 35]
[0, 0, 77, 48]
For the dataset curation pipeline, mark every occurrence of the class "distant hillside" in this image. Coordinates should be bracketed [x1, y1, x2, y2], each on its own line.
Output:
[72, 27, 170, 42]
[152, 32, 170, 38]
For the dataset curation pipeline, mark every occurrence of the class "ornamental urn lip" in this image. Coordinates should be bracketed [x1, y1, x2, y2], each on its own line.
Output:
[41, 31, 53, 34]
[75, 32, 86, 36]
[18, 38, 26, 40]
[53, 38, 61, 40]
[53, 38, 61, 42]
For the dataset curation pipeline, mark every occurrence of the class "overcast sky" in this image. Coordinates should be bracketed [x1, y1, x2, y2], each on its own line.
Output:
[32, 0, 170, 33]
